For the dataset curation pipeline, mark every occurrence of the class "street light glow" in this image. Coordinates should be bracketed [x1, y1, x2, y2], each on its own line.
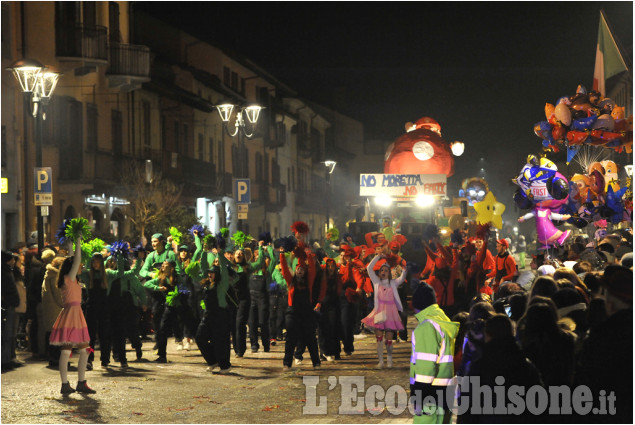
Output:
[375, 194, 393, 206]
[415, 194, 435, 207]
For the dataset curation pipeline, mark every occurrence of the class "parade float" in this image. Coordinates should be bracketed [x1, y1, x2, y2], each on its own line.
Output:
[355, 117, 466, 244]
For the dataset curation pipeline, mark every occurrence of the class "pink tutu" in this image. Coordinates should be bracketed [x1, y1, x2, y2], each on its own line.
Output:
[49, 276, 89, 346]
[361, 286, 404, 331]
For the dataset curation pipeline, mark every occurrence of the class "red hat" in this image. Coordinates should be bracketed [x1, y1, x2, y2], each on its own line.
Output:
[342, 248, 356, 258]
[496, 239, 509, 249]
[389, 241, 401, 252]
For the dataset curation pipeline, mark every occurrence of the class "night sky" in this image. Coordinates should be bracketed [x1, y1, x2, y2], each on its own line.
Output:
[134, 1, 632, 224]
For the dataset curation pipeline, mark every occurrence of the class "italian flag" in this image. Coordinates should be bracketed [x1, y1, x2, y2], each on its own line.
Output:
[592, 10, 628, 97]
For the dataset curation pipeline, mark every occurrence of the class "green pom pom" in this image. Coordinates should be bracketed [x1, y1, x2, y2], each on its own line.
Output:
[185, 261, 201, 280]
[203, 234, 216, 250]
[200, 300, 206, 310]
[231, 231, 253, 249]
[81, 238, 105, 265]
[165, 287, 180, 307]
[219, 227, 230, 238]
[66, 217, 92, 241]
[169, 226, 182, 245]
[327, 227, 340, 241]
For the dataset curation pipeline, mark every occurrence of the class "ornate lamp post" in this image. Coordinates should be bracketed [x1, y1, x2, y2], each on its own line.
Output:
[215, 102, 263, 178]
[7, 59, 61, 250]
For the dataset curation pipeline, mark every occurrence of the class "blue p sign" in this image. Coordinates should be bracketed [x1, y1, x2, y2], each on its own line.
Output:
[234, 179, 250, 204]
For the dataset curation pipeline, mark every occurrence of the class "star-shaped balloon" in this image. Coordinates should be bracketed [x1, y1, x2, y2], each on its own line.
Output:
[474, 191, 506, 229]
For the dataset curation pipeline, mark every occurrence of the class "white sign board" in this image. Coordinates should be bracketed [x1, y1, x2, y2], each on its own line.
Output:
[359, 174, 447, 197]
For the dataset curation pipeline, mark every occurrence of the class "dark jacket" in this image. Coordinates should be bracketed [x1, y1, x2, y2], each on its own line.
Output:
[575, 308, 632, 424]
[459, 336, 543, 424]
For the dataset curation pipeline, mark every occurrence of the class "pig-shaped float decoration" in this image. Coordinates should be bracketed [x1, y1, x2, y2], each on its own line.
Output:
[384, 117, 464, 176]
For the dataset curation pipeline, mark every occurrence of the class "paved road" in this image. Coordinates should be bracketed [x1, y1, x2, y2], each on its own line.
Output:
[2, 322, 418, 424]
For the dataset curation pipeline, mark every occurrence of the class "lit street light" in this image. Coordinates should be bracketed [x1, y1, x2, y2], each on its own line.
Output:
[215, 102, 263, 179]
[7, 59, 61, 250]
[323, 160, 336, 232]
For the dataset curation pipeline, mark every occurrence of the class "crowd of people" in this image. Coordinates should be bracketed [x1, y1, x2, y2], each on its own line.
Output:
[1, 220, 632, 422]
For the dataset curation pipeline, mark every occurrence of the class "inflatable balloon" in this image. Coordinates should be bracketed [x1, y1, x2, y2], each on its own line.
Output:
[459, 177, 489, 206]
[473, 191, 505, 229]
[534, 85, 633, 160]
[513, 155, 572, 249]
[554, 102, 572, 126]
[384, 117, 458, 176]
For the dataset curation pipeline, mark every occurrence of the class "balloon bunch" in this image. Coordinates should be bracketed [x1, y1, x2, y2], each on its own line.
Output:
[534, 85, 633, 162]
[563, 160, 632, 228]
[513, 155, 572, 249]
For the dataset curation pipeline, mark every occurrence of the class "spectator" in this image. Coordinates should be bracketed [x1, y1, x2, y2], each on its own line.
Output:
[551, 287, 588, 337]
[553, 267, 590, 304]
[520, 302, 576, 386]
[528, 275, 558, 300]
[576, 265, 632, 423]
[462, 314, 542, 424]
[456, 302, 495, 378]
[2, 251, 20, 372]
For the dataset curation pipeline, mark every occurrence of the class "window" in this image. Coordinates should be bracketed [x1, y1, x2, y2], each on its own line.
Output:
[86, 103, 98, 152]
[1, 126, 6, 167]
[255, 152, 263, 181]
[83, 2, 96, 27]
[223, 67, 230, 87]
[174, 120, 179, 152]
[231, 72, 238, 91]
[108, 1, 121, 43]
[142, 101, 151, 148]
[198, 134, 204, 161]
[183, 123, 189, 156]
[264, 153, 269, 184]
[112, 109, 122, 157]
[272, 159, 280, 186]
[218, 137, 224, 173]
[161, 115, 167, 151]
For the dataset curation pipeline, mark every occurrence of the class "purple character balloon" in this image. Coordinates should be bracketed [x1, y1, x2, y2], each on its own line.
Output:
[514, 155, 572, 250]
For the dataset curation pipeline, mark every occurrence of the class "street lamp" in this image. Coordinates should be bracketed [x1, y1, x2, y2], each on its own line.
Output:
[215, 102, 263, 178]
[323, 160, 337, 233]
[7, 59, 62, 250]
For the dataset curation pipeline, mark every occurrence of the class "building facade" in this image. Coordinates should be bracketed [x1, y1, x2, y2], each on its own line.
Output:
[1, 1, 369, 250]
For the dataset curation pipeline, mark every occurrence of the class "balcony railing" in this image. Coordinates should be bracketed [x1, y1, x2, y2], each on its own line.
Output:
[107, 43, 150, 79]
[56, 24, 108, 63]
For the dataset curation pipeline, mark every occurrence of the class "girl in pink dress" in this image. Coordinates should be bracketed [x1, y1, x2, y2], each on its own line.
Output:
[49, 234, 95, 395]
[362, 254, 406, 368]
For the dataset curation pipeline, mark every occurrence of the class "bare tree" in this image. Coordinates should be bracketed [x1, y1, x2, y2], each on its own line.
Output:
[119, 160, 183, 245]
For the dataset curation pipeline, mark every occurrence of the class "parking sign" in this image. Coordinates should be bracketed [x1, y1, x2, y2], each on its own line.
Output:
[34, 167, 53, 206]
[234, 178, 250, 204]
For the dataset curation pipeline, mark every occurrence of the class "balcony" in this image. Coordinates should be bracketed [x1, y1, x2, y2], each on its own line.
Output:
[106, 43, 151, 91]
[254, 182, 287, 212]
[56, 24, 108, 73]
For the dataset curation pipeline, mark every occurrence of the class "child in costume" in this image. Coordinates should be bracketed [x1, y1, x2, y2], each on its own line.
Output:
[362, 254, 407, 368]
[49, 233, 96, 394]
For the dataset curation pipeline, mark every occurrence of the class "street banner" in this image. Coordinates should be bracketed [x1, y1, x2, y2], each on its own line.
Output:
[359, 173, 447, 197]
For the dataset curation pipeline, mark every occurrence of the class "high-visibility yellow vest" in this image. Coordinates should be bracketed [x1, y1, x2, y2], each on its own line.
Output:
[410, 304, 459, 387]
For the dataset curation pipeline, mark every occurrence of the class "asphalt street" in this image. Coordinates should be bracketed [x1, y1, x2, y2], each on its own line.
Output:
[1, 320, 418, 424]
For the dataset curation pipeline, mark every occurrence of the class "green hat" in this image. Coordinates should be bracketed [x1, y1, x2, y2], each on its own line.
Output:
[152, 233, 165, 241]
[178, 245, 189, 252]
